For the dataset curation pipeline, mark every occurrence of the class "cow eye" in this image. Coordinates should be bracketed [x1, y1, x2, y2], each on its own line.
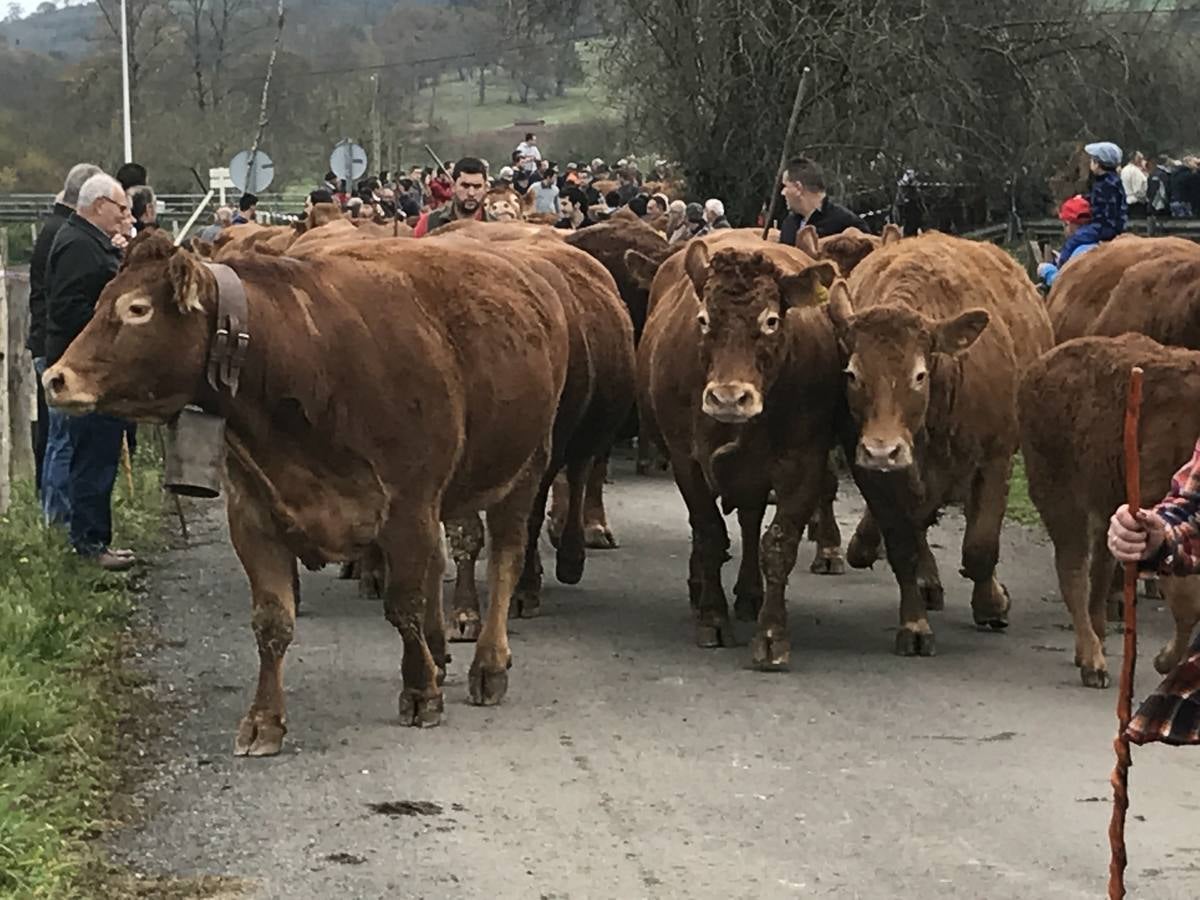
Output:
[763, 314, 781, 334]
[130, 302, 151, 317]
[914, 368, 928, 386]
[697, 312, 710, 333]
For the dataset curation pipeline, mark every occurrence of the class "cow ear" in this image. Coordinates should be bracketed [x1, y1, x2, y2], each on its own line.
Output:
[826, 280, 855, 345]
[795, 224, 820, 258]
[166, 250, 209, 314]
[778, 260, 837, 310]
[684, 240, 711, 296]
[931, 308, 989, 355]
[881, 223, 903, 245]
[624, 249, 664, 291]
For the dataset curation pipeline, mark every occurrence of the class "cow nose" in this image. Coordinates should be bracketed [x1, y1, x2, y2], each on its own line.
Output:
[857, 437, 911, 470]
[702, 382, 762, 421]
[44, 369, 66, 398]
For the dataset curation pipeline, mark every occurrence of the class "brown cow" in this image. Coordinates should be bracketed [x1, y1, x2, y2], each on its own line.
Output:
[430, 223, 636, 632]
[1019, 334, 1200, 687]
[1045, 236, 1196, 343]
[1088, 245, 1200, 345]
[638, 230, 839, 665]
[43, 231, 571, 755]
[484, 186, 524, 222]
[828, 232, 1054, 654]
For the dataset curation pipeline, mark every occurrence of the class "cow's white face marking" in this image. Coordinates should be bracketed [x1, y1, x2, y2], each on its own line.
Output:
[115, 292, 155, 326]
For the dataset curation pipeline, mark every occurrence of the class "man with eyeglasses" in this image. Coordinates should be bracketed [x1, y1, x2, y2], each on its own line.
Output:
[43, 171, 138, 571]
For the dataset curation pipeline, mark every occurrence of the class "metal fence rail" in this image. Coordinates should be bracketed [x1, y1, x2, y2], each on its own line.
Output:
[0, 193, 310, 224]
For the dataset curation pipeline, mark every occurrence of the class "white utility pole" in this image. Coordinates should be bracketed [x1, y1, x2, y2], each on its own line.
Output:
[120, 0, 133, 162]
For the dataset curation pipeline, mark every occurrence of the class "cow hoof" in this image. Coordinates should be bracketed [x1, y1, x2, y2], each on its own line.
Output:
[695, 618, 733, 648]
[399, 690, 443, 728]
[972, 583, 1010, 630]
[469, 662, 511, 706]
[846, 536, 879, 569]
[750, 630, 790, 671]
[1080, 667, 1110, 689]
[1142, 578, 1162, 600]
[584, 524, 618, 550]
[556, 549, 585, 585]
[233, 712, 286, 757]
[732, 590, 763, 622]
[1154, 649, 1180, 675]
[920, 581, 945, 612]
[510, 587, 542, 619]
[895, 628, 936, 657]
[810, 549, 846, 576]
[450, 611, 482, 643]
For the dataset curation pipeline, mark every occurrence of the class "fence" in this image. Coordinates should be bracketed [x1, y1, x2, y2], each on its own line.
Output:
[963, 215, 1200, 244]
[0, 230, 34, 514]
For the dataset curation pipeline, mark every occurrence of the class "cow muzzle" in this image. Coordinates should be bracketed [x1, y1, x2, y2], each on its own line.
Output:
[42, 364, 97, 414]
[702, 381, 763, 423]
[856, 436, 913, 472]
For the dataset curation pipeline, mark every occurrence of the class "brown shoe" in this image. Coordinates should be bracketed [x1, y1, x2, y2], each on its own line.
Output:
[94, 550, 137, 572]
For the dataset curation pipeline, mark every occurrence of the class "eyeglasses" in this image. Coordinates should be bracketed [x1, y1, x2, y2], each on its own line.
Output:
[100, 196, 130, 215]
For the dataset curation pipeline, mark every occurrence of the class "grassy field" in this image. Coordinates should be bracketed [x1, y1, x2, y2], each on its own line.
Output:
[0, 447, 164, 898]
[1007, 454, 1043, 528]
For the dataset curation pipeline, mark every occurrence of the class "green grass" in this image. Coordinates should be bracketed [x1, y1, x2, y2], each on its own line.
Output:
[0, 444, 165, 899]
[1007, 453, 1043, 528]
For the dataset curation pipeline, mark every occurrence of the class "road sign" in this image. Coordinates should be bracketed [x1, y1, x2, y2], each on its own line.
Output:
[228, 150, 275, 193]
[208, 167, 236, 190]
[330, 140, 368, 182]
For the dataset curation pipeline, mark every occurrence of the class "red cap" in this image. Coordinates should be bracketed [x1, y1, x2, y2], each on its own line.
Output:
[1059, 194, 1092, 225]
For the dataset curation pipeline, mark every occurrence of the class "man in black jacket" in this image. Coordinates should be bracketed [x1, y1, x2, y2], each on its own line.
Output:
[43, 171, 136, 571]
[28, 162, 102, 496]
[778, 156, 868, 245]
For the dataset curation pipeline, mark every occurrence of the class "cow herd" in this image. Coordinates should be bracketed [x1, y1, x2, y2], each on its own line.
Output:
[37, 206, 1200, 758]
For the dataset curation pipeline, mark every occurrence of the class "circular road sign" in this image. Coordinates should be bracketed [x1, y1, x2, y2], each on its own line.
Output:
[330, 140, 368, 182]
[228, 150, 275, 193]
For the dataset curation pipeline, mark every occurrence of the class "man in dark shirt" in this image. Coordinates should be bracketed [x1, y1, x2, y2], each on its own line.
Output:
[43, 171, 136, 570]
[778, 156, 868, 245]
[28, 163, 102, 495]
[232, 192, 257, 224]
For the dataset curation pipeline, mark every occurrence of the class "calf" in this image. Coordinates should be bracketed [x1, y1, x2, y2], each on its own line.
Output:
[829, 232, 1054, 655]
[1019, 334, 1200, 687]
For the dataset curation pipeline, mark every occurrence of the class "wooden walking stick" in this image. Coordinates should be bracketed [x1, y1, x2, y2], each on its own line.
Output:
[760, 66, 813, 241]
[120, 433, 136, 496]
[1108, 366, 1143, 899]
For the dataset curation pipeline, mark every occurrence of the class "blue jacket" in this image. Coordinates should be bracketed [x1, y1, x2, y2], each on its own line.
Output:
[1089, 170, 1127, 240]
[1042, 242, 1099, 287]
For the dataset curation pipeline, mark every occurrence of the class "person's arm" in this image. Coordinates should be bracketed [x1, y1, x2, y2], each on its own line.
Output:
[1091, 178, 1124, 240]
[46, 241, 107, 358]
[1149, 443, 1200, 575]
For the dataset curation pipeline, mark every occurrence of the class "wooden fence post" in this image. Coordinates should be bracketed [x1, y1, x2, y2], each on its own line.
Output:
[0, 228, 10, 515]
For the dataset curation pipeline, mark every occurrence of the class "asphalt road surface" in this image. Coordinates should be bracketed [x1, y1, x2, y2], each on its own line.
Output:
[110, 457, 1200, 900]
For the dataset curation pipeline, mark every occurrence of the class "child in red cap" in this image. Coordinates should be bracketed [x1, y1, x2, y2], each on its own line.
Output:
[1037, 194, 1098, 288]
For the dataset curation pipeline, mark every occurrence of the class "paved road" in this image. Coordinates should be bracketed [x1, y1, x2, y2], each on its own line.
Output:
[111, 457, 1200, 899]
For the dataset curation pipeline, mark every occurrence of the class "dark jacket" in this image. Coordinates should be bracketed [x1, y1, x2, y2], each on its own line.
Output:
[27, 202, 73, 358]
[1088, 169, 1127, 241]
[45, 213, 122, 365]
[779, 196, 868, 244]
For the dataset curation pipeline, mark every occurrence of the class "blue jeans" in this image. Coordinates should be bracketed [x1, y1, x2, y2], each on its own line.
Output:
[41, 403, 73, 528]
[66, 413, 126, 556]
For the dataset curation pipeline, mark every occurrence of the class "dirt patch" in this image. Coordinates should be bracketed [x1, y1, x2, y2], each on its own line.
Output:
[367, 800, 444, 817]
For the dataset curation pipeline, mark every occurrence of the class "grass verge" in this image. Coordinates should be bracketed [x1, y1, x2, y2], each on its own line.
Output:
[0, 445, 164, 899]
[1007, 453, 1043, 528]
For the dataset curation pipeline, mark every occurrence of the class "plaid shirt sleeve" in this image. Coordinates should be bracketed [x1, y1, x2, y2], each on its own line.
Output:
[1152, 439, 1200, 575]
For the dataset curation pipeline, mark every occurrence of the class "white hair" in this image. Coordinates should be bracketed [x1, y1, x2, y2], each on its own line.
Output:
[704, 198, 725, 218]
[62, 163, 103, 207]
[77, 173, 123, 211]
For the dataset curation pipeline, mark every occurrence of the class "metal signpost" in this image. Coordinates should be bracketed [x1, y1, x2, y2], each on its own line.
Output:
[330, 139, 368, 190]
[229, 150, 275, 195]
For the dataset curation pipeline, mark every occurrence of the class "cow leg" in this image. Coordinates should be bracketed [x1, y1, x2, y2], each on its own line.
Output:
[1155, 578, 1200, 674]
[546, 471, 568, 549]
[1079, 526, 1115, 688]
[733, 505, 766, 622]
[846, 508, 882, 569]
[961, 457, 1012, 631]
[227, 498, 297, 757]
[754, 456, 825, 670]
[512, 468, 554, 620]
[381, 511, 444, 728]
[916, 530, 944, 611]
[445, 515, 485, 641]
[583, 452, 619, 549]
[472, 448, 549, 706]
[358, 542, 385, 600]
[673, 456, 732, 647]
[423, 539, 449, 687]
[807, 457, 844, 575]
[555, 456, 589, 585]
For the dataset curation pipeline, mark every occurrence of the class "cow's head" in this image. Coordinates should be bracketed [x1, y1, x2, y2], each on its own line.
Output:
[43, 231, 214, 422]
[817, 224, 900, 277]
[684, 243, 835, 424]
[827, 281, 989, 471]
[485, 186, 523, 222]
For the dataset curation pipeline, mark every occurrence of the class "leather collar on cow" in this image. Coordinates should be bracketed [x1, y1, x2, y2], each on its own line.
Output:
[201, 262, 250, 396]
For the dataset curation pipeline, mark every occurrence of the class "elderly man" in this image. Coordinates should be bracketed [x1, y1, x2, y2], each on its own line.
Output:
[28, 163, 103, 498]
[198, 206, 233, 244]
[43, 172, 136, 570]
[704, 198, 731, 229]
